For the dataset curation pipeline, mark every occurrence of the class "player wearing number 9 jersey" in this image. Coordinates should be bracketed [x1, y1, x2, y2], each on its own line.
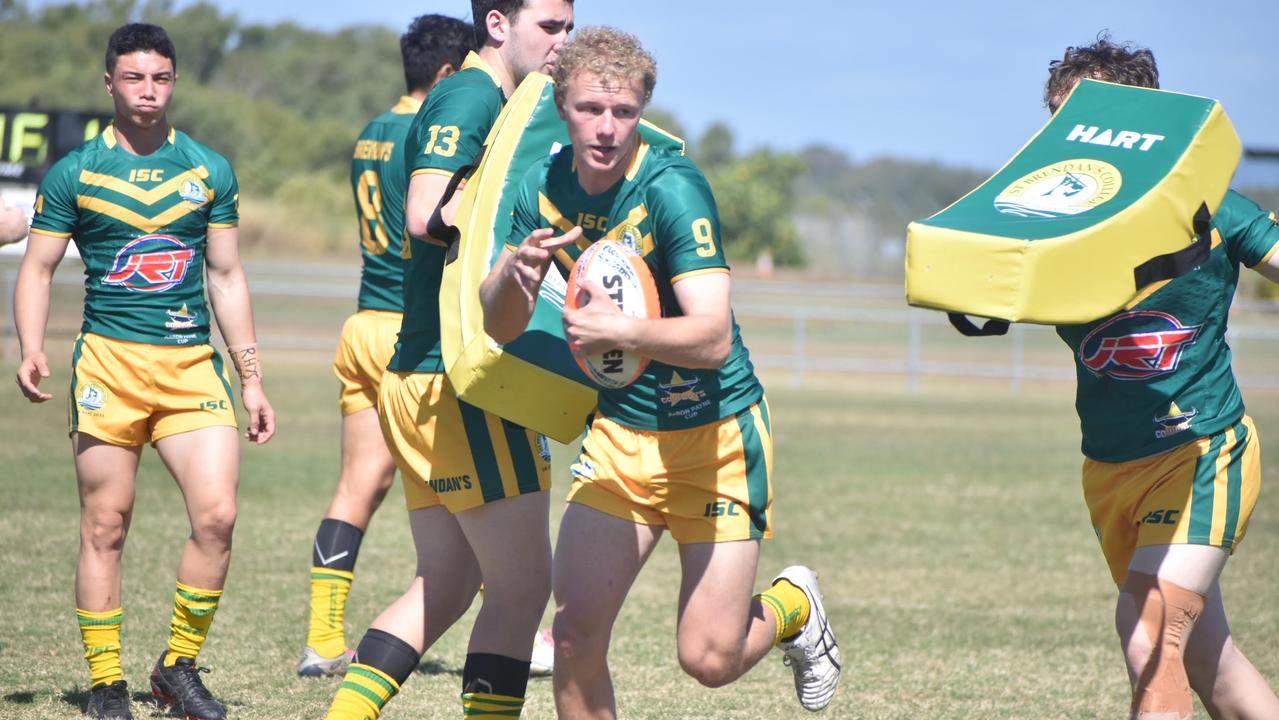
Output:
[298, 14, 473, 680]
[481, 27, 841, 716]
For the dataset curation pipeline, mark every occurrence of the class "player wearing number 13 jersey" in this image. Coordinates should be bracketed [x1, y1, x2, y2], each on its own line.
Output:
[323, 3, 572, 720]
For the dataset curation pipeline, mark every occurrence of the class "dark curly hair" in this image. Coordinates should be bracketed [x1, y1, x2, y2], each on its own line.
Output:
[401, 14, 473, 94]
[105, 23, 176, 74]
[1044, 31, 1159, 112]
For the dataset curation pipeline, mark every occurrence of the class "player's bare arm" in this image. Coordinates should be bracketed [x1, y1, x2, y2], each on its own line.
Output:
[1255, 246, 1279, 284]
[404, 171, 459, 243]
[481, 226, 583, 343]
[564, 270, 732, 369]
[13, 230, 71, 402]
[206, 225, 276, 444]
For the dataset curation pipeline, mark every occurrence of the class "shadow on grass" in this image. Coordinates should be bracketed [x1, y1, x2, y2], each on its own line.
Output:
[416, 658, 463, 677]
[4, 691, 35, 704]
[58, 687, 159, 712]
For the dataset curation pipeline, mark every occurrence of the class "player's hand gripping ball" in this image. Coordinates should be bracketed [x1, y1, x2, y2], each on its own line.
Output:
[565, 240, 660, 389]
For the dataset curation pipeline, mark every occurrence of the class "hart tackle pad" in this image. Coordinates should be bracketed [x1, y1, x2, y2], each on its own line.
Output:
[438, 72, 685, 443]
[904, 79, 1240, 325]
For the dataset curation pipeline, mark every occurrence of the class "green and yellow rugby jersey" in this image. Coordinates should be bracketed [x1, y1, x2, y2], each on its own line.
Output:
[30, 125, 238, 346]
[508, 140, 765, 431]
[351, 96, 420, 312]
[389, 52, 505, 373]
[1056, 190, 1279, 462]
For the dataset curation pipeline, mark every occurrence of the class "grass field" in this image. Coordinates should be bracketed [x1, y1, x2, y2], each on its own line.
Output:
[1, 274, 1277, 718]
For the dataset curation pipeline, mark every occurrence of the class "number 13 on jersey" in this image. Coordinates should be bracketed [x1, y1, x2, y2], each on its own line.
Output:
[422, 125, 460, 158]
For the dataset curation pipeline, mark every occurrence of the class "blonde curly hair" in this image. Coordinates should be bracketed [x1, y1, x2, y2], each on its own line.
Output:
[552, 26, 656, 106]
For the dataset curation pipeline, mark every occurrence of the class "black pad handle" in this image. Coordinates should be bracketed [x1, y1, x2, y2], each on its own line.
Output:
[947, 313, 1010, 337]
[1133, 202, 1212, 289]
[427, 160, 479, 265]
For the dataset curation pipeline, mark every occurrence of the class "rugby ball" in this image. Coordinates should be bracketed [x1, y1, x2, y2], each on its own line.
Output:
[565, 240, 660, 389]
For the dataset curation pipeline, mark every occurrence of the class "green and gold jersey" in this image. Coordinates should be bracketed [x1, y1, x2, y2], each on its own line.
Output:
[351, 96, 420, 312]
[508, 140, 765, 431]
[30, 126, 238, 346]
[389, 52, 505, 373]
[1056, 190, 1279, 462]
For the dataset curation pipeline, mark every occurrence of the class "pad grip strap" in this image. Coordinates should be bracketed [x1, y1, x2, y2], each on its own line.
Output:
[1133, 202, 1213, 289]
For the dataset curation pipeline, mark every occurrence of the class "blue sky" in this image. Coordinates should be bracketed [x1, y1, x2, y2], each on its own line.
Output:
[33, 0, 1279, 174]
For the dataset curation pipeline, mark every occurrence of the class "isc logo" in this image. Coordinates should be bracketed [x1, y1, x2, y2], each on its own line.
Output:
[1066, 124, 1165, 151]
[102, 234, 195, 293]
[1140, 509, 1181, 526]
[703, 501, 741, 518]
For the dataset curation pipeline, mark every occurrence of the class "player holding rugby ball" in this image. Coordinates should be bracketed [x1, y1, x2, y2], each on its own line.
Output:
[480, 26, 841, 716]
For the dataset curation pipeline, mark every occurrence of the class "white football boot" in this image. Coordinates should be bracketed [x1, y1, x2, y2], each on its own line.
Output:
[529, 627, 555, 677]
[773, 565, 842, 711]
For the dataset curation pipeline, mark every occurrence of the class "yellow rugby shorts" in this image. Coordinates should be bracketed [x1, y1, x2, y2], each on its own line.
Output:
[1084, 415, 1260, 585]
[567, 400, 774, 544]
[68, 333, 238, 446]
[378, 370, 550, 513]
[333, 309, 402, 415]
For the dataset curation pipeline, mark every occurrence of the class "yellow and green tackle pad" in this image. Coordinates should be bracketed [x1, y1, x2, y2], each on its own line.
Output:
[438, 72, 685, 443]
[905, 80, 1240, 325]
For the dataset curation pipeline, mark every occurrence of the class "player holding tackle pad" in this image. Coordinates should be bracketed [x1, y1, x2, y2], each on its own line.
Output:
[481, 27, 841, 716]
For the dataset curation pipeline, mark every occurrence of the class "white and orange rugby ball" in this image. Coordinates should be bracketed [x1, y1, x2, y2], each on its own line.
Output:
[565, 240, 660, 389]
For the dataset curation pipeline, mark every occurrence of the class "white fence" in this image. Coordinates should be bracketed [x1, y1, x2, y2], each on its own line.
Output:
[3, 258, 1277, 392]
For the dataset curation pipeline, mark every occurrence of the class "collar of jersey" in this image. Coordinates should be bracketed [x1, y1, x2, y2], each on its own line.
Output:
[391, 95, 423, 115]
[102, 124, 177, 151]
[461, 51, 502, 88]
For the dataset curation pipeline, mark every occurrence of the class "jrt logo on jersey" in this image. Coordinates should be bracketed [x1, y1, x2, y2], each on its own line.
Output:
[102, 234, 195, 293]
[659, 371, 706, 406]
[1080, 311, 1201, 380]
[1153, 402, 1197, 440]
[76, 381, 108, 412]
[165, 303, 198, 330]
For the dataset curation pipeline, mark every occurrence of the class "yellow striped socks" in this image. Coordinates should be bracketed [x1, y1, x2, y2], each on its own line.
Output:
[308, 568, 355, 659]
[325, 663, 399, 720]
[164, 581, 223, 665]
[461, 691, 525, 718]
[757, 579, 811, 646]
[77, 607, 123, 687]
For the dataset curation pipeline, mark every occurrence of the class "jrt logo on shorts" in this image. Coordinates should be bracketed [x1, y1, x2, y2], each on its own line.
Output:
[1079, 311, 1201, 380]
[102, 234, 195, 293]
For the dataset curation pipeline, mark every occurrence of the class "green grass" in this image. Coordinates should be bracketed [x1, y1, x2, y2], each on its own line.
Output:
[1, 271, 1277, 718]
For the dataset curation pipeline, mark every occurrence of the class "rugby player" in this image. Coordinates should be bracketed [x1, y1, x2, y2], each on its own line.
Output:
[1044, 35, 1279, 720]
[297, 13, 472, 680]
[322, 2, 572, 718]
[480, 27, 842, 717]
[1, 197, 29, 244]
[13, 23, 275, 720]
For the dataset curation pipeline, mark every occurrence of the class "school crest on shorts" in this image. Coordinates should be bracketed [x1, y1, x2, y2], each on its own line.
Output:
[76, 381, 108, 413]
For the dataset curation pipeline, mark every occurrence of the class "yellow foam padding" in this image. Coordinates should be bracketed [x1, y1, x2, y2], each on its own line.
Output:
[439, 73, 684, 443]
[905, 80, 1240, 324]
